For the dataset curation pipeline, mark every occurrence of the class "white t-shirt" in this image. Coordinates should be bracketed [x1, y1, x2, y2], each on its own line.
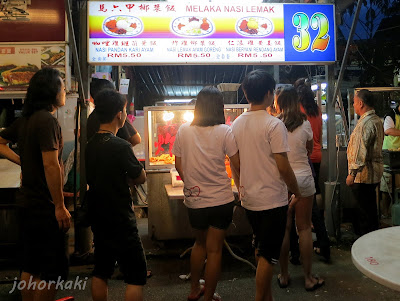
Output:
[384, 115, 395, 132]
[287, 120, 314, 177]
[231, 110, 289, 211]
[172, 123, 238, 209]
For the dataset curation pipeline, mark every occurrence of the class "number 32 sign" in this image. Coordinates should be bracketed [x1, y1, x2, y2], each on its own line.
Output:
[284, 4, 336, 63]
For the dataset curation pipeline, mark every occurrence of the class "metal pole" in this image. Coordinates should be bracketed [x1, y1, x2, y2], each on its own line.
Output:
[65, 0, 92, 257]
[332, 0, 362, 109]
[326, 64, 336, 182]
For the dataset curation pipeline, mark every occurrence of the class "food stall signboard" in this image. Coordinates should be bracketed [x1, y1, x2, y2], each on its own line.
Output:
[88, 1, 336, 65]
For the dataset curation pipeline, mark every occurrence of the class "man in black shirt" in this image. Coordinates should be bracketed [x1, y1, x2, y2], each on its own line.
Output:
[87, 78, 141, 146]
[0, 68, 70, 301]
[86, 89, 146, 301]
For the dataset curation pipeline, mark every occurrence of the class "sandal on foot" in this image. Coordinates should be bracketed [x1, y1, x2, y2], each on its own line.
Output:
[277, 274, 290, 288]
[212, 292, 222, 301]
[187, 285, 205, 301]
[305, 277, 325, 292]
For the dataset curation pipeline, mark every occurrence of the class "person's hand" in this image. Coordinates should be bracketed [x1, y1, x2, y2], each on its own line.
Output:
[55, 205, 71, 232]
[288, 194, 299, 212]
[346, 174, 355, 186]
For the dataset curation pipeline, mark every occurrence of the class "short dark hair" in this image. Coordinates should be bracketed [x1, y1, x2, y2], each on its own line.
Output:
[90, 78, 115, 104]
[357, 89, 375, 108]
[22, 68, 62, 117]
[241, 69, 275, 105]
[95, 89, 127, 124]
[191, 86, 225, 127]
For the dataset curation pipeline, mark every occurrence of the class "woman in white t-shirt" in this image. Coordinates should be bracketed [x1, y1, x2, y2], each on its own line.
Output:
[275, 87, 325, 292]
[173, 86, 240, 301]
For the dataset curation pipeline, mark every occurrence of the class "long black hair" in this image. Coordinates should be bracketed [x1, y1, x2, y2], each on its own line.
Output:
[294, 78, 320, 117]
[22, 68, 62, 117]
[276, 86, 307, 132]
[191, 86, 225, 127]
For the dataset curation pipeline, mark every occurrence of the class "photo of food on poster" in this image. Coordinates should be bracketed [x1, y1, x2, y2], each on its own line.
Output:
[0, 45, 66, 92]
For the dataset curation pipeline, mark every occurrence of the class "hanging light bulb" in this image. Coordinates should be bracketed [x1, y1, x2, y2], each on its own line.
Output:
[183, 111, 194, 122]
[163, 111, 175, 122]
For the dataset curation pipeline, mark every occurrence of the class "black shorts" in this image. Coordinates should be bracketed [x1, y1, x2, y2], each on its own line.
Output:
[93, 228, 147, 286]
[187, 201, 234, 230]
[245, 205, 287, 265]
[19, 206, 69, 281]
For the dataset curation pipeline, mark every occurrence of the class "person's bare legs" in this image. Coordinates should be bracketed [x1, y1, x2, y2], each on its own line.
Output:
[20, 272, 57, 301]
[295, 195, 323, 289]
[21, 272, 36, 301]
[32, 283, 56, 301]
[125, 284, 143, 301]
[278, 210, 293, 286]
[204, 227, 226, 301]
[189, 229, 207, 297]
[92, 276, 108, 301]
[255, 256, 274, 301]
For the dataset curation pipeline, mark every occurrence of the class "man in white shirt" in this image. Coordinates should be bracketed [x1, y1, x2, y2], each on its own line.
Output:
[231, 69, 300, 301]
[380, 104, 400, 218]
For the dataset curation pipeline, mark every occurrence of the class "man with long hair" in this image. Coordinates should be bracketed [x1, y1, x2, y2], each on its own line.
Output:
[0, 68, 71, 301]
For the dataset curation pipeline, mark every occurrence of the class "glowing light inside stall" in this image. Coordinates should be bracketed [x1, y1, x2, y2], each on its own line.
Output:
[322, 114, 328, 121]
[183, 111, 194, 122]
[163, 111, 175, 122]
[164, 99, 192, 103]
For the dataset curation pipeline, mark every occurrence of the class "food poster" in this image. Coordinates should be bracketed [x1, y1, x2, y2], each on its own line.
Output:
[0, 45, 67, 92]
[88, 1, 335, 65]
[0, 0, 66, 42]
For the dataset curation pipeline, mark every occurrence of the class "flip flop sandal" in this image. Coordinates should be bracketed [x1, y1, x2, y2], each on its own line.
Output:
[277, 274, 290, 288]
[305, 277, 325, 292]
[187, 285, 205, 301]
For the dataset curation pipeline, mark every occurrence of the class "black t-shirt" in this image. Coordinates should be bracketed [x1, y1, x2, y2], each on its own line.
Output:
[87, 109, 137, 142]
[85, 133, 143, 234]
[0, 110, 63, 208]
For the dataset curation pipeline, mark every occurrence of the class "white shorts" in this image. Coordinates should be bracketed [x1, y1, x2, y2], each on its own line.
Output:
[296, 174, 316, 198]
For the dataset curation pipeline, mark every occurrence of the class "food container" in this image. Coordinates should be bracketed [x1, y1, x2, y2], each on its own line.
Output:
[382, 150, 400, 169]
[170, 168, 183, 187]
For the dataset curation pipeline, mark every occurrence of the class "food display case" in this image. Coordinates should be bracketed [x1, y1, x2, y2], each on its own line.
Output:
[143, 104, 250, 240]
[144, 104, 249, 170]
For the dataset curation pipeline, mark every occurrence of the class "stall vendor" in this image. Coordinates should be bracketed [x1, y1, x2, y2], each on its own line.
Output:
[380, 104, 400, 218]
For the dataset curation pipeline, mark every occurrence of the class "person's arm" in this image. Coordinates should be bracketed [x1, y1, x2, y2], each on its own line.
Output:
[175, 156, 184, 182]
[385, 128, 400, 137]
[127, 169, 146, 186]
[274, 152, 301, 208]
[229, 151, 240, 191]
[306, 139, 313, 157]
[0, 137, 20, 165]
[42, 150, 71, 232]
[129, 132, 141, 147]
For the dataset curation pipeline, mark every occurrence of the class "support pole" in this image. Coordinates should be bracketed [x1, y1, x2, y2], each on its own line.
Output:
[65, 0, 92, 257]
[332, 0, 362, 142]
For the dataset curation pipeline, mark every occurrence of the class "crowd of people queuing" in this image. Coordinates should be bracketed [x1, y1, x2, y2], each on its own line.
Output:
[0, 67, 386, 301]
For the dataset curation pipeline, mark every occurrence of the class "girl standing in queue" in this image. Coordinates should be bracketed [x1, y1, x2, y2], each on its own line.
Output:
[275, 87, 325, 291]
[173, 86, 240, 301]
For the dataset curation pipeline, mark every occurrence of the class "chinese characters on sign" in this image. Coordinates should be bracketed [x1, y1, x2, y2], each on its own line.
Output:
[88, 2, 336, 65]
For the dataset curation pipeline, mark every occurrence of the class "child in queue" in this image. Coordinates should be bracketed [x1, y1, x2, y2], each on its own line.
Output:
[173, 86, 240, 301]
